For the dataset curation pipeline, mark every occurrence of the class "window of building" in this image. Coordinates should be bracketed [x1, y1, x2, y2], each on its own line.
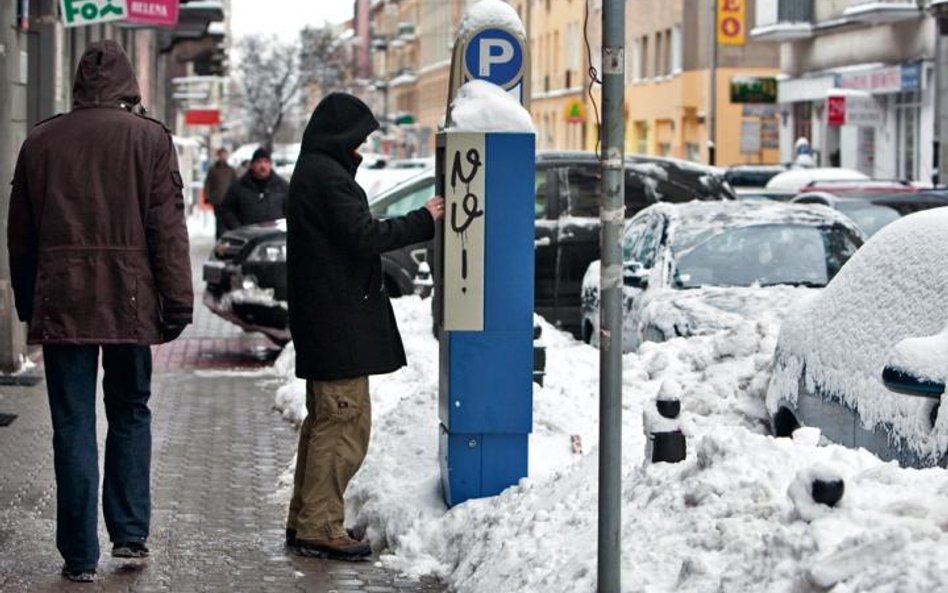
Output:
[654, 31, 663, 79]
[641, 35, 649, 80]
[685, 143, 701, 162]
[635, 121, 649, 154]
[630, 38, 641, 83]
[896, 91, 921, 181]
[663, 29, 672, 76]
[672, 24, 682, 74]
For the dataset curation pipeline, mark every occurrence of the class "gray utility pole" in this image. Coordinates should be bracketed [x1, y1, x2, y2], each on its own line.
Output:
[708, 0, 717, 166]
[0, 1, 30, 373]
[931, 3, 948, 187]
[599, 0, 625, 591]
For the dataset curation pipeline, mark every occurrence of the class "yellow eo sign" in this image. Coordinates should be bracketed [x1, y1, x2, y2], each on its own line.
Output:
[717, 0, 746, 46]
[61, 0, 127, 28]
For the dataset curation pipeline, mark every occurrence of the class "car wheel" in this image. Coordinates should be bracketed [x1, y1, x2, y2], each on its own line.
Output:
[772, 407, 800, 438]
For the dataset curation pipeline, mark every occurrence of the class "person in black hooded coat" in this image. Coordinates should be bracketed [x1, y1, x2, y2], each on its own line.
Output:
[284, 93, 444, 560]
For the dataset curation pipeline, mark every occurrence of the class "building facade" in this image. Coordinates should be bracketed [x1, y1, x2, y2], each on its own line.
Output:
[752, 0, 943, 182]
[622, 0, 781, 164]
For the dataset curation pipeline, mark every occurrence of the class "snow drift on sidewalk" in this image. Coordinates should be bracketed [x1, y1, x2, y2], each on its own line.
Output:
[272, 297, 948, 593]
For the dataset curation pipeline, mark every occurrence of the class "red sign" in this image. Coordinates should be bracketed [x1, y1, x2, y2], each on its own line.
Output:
[185, 109, 221, 126]
[126, 0, 179, 27]
[827, 96, 846, 127]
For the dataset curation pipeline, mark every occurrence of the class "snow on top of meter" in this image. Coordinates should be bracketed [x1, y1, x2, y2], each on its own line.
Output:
[458, 0, 526, 38]
[449, 80, 535, 133]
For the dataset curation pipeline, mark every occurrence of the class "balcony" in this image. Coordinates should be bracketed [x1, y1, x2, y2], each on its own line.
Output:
[750, 0, 814, 42]
[843, 1, 923, 24]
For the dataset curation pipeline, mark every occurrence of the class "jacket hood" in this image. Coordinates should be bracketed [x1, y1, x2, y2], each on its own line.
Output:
[301, 93, 379, 173]
[72, 40, 141, 109]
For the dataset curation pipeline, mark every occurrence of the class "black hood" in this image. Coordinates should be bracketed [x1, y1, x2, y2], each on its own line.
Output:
[301, 93, 379, 174]
[72, 40, 141, 109]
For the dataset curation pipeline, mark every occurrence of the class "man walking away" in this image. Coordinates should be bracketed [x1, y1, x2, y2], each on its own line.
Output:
[203, 147, 236, 238]
[284, 93, 444, 561]
[7, 40, 193, 583]
[219, 147, 289, 231]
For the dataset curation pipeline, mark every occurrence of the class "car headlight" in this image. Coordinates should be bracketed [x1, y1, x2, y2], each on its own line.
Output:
[247, 241, 287, 263]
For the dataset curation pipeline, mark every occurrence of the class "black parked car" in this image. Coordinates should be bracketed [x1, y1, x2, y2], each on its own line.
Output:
[203, 151, 735, 341]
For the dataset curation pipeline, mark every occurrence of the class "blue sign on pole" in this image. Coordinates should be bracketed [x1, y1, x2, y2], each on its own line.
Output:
[463, 29, 525, 90]
[900, 63, 921, 92]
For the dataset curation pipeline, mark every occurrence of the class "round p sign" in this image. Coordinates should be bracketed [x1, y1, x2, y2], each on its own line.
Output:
[463, 29, 525, 90]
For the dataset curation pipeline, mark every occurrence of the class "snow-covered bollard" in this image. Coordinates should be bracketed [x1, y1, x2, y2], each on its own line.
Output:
[788, 464, 845, 521]
[643, 380, 686, 464]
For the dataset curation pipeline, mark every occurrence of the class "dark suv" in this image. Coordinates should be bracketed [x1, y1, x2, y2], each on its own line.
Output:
[203, 151, 734, 341]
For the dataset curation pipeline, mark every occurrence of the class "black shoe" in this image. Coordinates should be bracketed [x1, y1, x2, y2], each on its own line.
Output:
[286, 527, 359, 548]
[295, 535, 372, 561]
[61, 566, 96, 583]
[112, 541, 150, 558]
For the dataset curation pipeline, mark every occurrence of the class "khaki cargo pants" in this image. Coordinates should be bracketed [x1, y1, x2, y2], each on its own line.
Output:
[287, 376, 371, 540]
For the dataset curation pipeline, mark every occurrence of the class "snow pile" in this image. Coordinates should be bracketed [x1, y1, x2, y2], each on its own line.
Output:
[268, 292, 947, 591]
[768, 207, 948, 463]
[457, 0, 525, 38]
[449, 80, 535, 133]
[886, 324, 948, 384]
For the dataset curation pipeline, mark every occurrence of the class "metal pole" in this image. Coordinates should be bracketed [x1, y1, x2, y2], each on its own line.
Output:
[598, 0, 624, 591]
[933, 15, 944, 187]
[708, 0, 717, 166]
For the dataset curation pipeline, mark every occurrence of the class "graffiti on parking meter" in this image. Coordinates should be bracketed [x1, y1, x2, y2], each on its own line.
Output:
[449, 148, 484, 292]
[61, 0, 127, 27]
[443, 133, 486, 331]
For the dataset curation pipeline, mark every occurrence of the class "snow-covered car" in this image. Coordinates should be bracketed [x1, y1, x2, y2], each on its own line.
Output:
[791, 190, 948, 237]
[765, 167, 869, 192]
[580, 201, 865, 352]
[767, 207, 948, 468]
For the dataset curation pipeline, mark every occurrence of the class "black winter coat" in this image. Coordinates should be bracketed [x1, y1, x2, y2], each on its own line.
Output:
[287, 93, 435, 380]
[219, 171, 289, 230]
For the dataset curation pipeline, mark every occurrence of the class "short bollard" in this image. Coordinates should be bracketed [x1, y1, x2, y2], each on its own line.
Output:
[643, 380, 686, 464]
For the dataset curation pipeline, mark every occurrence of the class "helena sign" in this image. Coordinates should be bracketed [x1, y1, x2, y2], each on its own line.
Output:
[61, 0, 179, 28]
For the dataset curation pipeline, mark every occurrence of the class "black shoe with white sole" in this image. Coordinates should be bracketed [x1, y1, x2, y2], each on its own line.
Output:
[61, 565, 96, 583]
[112, 541, 150, 558]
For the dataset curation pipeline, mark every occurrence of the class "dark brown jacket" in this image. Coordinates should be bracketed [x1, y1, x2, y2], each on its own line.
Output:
[7, 40, 193, 345]
[203, 160, 236, 206]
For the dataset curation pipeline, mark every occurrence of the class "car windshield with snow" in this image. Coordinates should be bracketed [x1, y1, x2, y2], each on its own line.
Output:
[768, 207, 948, 468]
[581, 201, 864, 352]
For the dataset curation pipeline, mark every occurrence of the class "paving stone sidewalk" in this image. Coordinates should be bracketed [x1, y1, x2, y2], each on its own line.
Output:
[0, 231, 447, 593]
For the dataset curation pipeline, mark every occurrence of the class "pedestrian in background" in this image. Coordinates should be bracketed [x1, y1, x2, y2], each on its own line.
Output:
[284, 93, 444, 561]
[219, 147, 289, 231]
[203, 147, 236, 238]
[7, 40, 193, 583]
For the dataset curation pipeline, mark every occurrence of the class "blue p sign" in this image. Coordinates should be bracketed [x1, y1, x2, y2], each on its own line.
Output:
[463, 29, 524, 90]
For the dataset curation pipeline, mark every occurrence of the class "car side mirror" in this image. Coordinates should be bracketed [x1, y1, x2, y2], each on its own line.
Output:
[623, 261, 649, 289]
[881, 366, 945, 399]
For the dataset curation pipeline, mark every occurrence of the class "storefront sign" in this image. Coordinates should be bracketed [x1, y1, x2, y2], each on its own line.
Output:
[564, 99, 586, 123]
[731, 76, 777, 103]
[740, 119, 761, 154]
[838, 63, 920, 94]
[717, 0, 746, 46]
[126, 0, 179, 27]
[827, 92, 882, 127]
[184, 109, 220, 126]
[60, 0, 127, 28]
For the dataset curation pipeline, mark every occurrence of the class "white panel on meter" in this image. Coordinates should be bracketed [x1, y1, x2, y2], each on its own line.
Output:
[443, 132, 486, 331]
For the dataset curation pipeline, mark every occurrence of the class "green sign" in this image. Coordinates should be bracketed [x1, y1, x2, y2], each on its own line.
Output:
[61, 0, 127, 28]
[730, 76, 778, 104]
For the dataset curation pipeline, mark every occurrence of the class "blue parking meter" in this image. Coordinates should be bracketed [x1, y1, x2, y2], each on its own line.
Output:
[435, 4, 534, 507]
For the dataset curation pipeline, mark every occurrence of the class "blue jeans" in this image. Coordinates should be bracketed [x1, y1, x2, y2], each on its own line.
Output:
[43, 344, 152, 570]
